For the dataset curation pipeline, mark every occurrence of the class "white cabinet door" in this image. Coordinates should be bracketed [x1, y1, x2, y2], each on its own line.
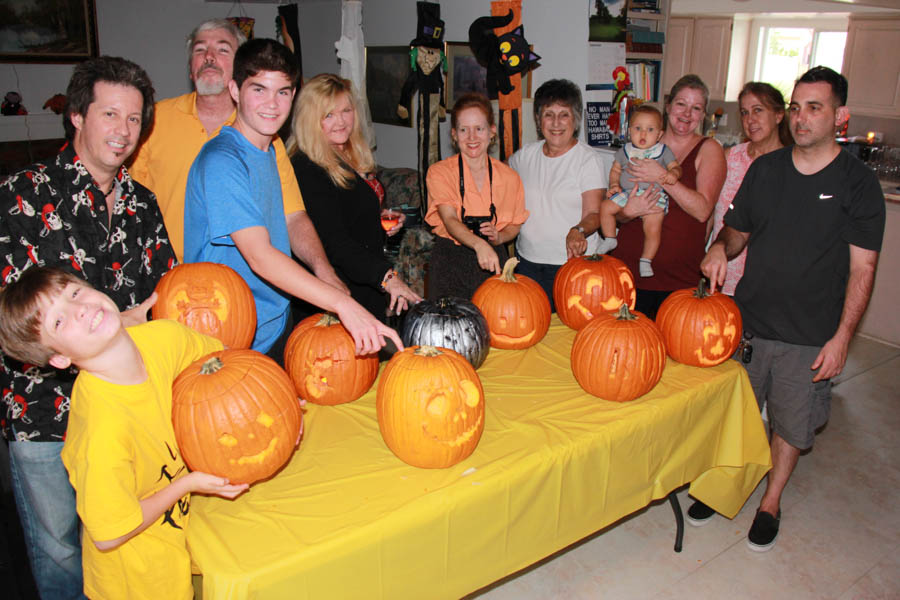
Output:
[843, 17, 900, 117]
[662, 17, 694, 98]
[690, 18, 732, 101]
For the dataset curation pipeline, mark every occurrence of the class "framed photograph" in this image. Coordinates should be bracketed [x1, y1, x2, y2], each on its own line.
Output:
[0, 0, 99, 63]
[365, 45, 412, 128]
[445, 42, 532, 108]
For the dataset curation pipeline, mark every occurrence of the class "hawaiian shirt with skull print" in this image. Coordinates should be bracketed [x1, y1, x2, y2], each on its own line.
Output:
[0, 143, 177, 442]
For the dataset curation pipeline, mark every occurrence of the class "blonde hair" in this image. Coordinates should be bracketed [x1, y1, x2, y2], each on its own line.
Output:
[286, 73, 375, 189]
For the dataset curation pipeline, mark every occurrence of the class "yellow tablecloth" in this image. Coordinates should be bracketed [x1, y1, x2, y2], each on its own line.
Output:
[188, 317, 771, 599]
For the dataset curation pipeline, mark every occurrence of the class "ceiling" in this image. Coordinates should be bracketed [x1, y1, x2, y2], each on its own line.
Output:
[671, 0, 900, 15]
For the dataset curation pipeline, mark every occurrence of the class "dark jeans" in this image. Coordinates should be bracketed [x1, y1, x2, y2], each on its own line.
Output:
[514, 252, 560, 313]
[265, 312, 294, 368]
[635, 288, 672, 320]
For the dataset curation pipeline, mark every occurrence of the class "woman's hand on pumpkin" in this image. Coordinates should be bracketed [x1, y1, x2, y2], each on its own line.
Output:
[626, 157, 668, 185]
[566, 227, 588, 259]
[384, 276, 422, 315]
[474, 240, 501, 274]
[186, 472, 249, 500]
[700, 241, 728, 294]
[120, 292, 157, 327]
[619, 184, 664, 221]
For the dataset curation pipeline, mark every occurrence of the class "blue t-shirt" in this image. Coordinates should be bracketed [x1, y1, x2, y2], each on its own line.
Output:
[184, 126, 290, 353]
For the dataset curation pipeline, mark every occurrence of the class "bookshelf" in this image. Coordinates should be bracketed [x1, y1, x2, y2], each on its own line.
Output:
[625, 0, 668, 103]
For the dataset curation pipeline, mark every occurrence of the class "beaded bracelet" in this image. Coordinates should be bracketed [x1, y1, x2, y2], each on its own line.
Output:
[381, 269, 398, 290]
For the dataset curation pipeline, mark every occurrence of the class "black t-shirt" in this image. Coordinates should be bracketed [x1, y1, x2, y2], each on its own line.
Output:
[725, 147, 885, 346]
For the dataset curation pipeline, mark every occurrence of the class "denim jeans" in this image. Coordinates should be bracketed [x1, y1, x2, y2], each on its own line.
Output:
[514, 253, 560, 313]
[8, 440, 86, 600]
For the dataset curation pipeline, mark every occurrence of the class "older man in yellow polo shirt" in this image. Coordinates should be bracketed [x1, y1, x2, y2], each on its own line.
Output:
[130, 18, 346, 293]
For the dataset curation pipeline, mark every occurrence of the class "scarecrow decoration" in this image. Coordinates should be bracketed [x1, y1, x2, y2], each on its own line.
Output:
[397, 1, 446, 216]
[468, 1, 539, 160]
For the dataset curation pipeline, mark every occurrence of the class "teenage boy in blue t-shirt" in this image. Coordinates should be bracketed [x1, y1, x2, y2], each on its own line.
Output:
[184, 38, 402, 360]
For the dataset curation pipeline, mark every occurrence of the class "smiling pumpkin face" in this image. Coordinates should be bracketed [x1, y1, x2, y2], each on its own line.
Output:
[376, 346, 485, 468]
[172, 349, 302, 485]
[152, 262, 257, 349]
[655, 280, 743, 367]
[472, 258, 551, 349]
[553, 255, 636, 330]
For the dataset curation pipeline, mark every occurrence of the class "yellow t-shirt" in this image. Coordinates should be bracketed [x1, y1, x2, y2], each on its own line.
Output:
[129, 91, 305, 261]
[61, 320, 223, 600]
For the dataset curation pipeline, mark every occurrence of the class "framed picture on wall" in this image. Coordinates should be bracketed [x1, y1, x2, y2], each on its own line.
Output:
[445, 42, 533, 108]
[365, 45, 413, 128]
[0, 0, 99, 63]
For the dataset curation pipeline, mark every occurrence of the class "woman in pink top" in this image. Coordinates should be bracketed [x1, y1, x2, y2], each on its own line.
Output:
[710, 82, 793, 295]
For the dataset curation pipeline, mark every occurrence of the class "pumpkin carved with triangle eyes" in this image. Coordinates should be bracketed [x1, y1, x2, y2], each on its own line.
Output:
[152, 262, 256, 349]
[553, 254, 635, 330]
[376, 345, 484, 469]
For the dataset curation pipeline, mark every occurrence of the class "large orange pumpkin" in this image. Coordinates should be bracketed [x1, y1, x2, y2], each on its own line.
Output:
[656, 279, 743, 367]
[152, 262, 256, 349]
[172, 349, 302, 484]
[471, 258, 551, 349]
[376, 345, 484, 468]
[553, 254, 636, 330]
[571, 304, 666, 402]
[283, 313, 378, 405]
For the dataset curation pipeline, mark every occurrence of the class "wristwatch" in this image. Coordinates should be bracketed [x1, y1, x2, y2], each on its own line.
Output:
[571, 225, 586, 235]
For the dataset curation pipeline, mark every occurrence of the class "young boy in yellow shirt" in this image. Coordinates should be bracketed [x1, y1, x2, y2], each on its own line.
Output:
[0, 267, 249, 599]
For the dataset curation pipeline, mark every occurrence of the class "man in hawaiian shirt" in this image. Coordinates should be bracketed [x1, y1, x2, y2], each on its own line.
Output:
[0, 56, 175, 598]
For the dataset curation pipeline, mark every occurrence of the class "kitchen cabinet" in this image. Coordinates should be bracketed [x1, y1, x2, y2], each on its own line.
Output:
[662, 17, 732, 101]
[842, 16, 900, 118]
[858, 192, 900, 346]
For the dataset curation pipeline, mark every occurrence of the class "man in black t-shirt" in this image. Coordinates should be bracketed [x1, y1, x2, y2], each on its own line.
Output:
[696, 67, 885, 551]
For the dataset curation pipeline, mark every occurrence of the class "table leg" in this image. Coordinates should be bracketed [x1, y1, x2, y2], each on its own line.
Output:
[667, 491, 684, 552]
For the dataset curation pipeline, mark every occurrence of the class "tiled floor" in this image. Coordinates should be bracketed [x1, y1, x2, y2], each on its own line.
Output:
[469, 335, 900, 600]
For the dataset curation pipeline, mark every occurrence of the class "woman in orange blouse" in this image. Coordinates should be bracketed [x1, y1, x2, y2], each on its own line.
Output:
[425, 93, 528, 299]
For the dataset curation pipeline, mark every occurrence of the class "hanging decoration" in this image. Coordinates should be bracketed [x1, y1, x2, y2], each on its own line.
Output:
[226, 1, 255, 40]
[335, 0, 376, 149]
[397, 1, 446, 217]
[468, 1, 539, 160]
[276, 3, 303, 143]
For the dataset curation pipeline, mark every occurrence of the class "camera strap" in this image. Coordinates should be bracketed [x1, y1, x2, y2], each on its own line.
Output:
[458, 153, 496, 222]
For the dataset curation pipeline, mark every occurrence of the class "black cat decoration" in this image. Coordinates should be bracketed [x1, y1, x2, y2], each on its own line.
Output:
[468, 10, 540, 98]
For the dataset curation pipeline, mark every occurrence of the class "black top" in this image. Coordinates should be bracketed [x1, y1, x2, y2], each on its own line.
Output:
[0, 143, 176, 441]
[726, 147, 885, 346]
[291, 150, 392, 320]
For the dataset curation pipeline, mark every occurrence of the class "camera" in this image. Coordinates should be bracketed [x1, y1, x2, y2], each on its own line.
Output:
[463, 215, 492, 241]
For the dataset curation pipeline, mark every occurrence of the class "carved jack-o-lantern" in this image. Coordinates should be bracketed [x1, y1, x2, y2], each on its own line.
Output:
[656, 279, 743, 367]
[376, 345, 485, 468]
[553, 254, 636, 330]
[172, 349, 302, 485]
[472, 258, 551, 349]
[283, 313, 378, 405]
[152, 262, 256, 349]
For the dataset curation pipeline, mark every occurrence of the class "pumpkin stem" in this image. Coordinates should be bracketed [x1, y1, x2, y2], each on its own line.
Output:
[585, 254, 606, 262]
[500, 257, 519, 282]
[694, 278, 712, 299]
[614, 303, 638, 321]
[316, 313, 341, 327]
[200, 356, 224, 374]
[414, 345, 443, 357]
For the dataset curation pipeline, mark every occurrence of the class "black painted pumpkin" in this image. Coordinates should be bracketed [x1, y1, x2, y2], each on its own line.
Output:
[400, 297, 491, 369]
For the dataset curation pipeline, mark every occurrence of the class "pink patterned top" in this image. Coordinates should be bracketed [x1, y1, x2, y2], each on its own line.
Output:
[711, 142, 754, 296]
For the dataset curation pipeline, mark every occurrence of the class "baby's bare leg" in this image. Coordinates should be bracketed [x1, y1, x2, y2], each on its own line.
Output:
[639, 212, 665, 277]
[595, 200, 620, 254]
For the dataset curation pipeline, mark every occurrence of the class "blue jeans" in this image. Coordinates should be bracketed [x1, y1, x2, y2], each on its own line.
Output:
[514, 252, 560, 313]
[8, 440, 85, 600]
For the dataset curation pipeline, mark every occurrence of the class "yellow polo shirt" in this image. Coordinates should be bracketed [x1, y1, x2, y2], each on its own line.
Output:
[129, 91, 304, 261]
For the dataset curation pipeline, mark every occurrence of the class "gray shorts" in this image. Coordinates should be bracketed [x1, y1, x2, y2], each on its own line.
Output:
[738, 335, 831, 450]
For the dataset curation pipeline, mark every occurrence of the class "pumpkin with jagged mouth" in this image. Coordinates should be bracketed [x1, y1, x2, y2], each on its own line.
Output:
[377, 345, 485, 468]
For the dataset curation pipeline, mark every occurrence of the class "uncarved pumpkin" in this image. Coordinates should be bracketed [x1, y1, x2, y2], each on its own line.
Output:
[172, 349, 302, 484]
[472, 258, 551, 349]
[283, 313, 378, 405]
[376, 345, 485, 468]
[571, 304, 666, 402]
[553, 254, 636, 330]
[656, 279, 743, 367]
[401, 297, 491, 369]
[152, 262, 256, 349]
